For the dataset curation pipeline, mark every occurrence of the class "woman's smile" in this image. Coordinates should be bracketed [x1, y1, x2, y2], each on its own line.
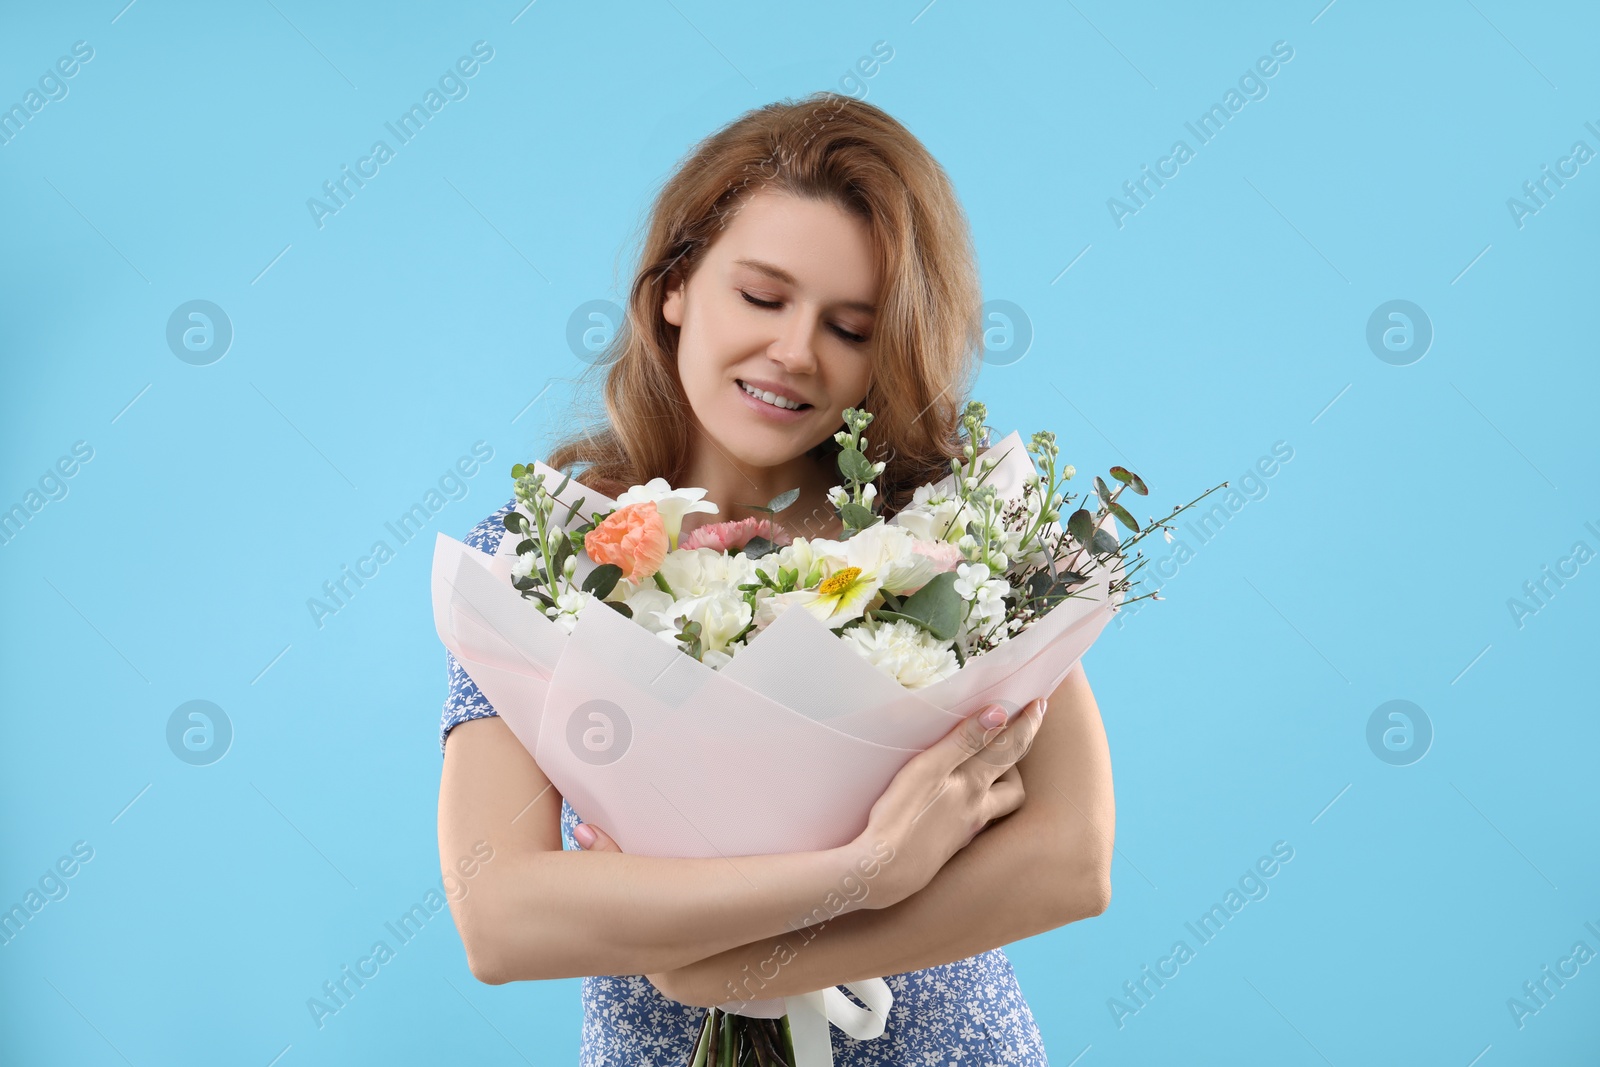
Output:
[733, 377, 813, 422]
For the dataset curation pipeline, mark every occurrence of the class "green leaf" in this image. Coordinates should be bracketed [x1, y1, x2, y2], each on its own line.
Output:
[1092, 527, 1120, 555]
[516, 538, 536, 556]
[582, 563, 623, 599]
[766, 487, 799, 513]
[1109, 466, 1148, 495]
[550, 534, 573, 574]
[1108, 500, 1141, 533]
[1094, 476, 1112, 507]
[511, 463, 527, 478]
[840, 502, 877, 529]
[896, 570, 961, 641]
[502, 511, 528, 534]
[606, 600, 633, 618]
[564, 495, 587, 525]
[741, 535, 778, 560]
[838, 447, 877, 484]
[553, 471, 572, 498]
[1067, 509, 1096, 549]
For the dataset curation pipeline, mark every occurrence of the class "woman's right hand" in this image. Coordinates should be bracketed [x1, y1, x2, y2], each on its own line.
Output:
[848, 698, 1045, 909]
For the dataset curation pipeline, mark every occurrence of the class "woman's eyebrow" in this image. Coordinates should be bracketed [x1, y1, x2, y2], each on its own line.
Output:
[733, 257, 878, 314]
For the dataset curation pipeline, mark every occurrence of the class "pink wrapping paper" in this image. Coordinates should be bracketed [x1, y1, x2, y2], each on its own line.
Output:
[430, 431, 1126, 1051]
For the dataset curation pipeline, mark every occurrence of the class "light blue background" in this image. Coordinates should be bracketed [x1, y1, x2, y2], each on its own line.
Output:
[3, 1, 1596, 1063]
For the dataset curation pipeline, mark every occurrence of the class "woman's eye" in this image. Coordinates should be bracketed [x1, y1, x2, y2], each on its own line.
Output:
[741, 291, 869, 345]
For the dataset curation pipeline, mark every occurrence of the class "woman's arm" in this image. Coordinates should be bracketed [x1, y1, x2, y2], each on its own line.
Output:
[438, 697, 1038, 986]
[645, 664, 1114, 1007]
[439, 714, 883, 985]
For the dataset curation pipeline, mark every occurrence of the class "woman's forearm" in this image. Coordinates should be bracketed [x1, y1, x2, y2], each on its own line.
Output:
[659, 663, 1115, 1006]
[440, 715, 896, 987]
[472, 841, 892, 984]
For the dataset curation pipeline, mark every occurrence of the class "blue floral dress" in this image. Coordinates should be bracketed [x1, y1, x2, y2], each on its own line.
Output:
[439, 500, 1051, 1065]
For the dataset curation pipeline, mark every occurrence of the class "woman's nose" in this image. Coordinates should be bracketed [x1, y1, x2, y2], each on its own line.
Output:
[768, 314, 820, 374]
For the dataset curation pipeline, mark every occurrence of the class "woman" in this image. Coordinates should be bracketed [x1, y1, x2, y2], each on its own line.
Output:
[437, 92, 1115, 1064]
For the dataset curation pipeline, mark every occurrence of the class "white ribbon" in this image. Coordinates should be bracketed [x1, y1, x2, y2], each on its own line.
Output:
[779, 977, 894, 1067]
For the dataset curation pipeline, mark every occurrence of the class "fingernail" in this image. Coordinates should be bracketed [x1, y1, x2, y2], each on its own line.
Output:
[574, 824, 596, 849]
[980, 706, 1006, 728]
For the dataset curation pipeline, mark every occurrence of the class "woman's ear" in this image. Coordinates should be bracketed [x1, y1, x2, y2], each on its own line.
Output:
[662, 278, 685, 327]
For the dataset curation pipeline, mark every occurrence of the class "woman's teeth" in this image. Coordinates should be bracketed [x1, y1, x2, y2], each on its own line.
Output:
[739, 380, 805, 410]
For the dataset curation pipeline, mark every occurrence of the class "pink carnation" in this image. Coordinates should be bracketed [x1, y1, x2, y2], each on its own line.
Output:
[910, 538, 964, 574]
[680, 516, 794, 554]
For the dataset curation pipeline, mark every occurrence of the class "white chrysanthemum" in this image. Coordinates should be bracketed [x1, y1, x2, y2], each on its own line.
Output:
[613, 478, 720, 549]
[839, 617, 960, 689]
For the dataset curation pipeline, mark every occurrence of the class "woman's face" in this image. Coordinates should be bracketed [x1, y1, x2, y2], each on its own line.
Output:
[663, 188, 879, 470]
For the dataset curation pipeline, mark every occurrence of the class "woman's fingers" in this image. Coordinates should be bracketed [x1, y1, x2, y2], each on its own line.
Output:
[955, 697, 1048, 784]
[984, 764, 1026, 822]
[959, 766, 1025, 850]
[573, 822, 622, 851]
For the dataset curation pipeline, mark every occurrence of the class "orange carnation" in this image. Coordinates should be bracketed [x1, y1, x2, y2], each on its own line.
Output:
[584, 501, 669, 581]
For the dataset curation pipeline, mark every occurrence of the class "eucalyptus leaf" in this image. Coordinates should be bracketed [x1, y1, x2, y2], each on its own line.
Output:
[1067, 509, 1096, 548]
[838, 447, 876, 484]
[741, 536, 777, 560]
[553, 471, 572, 498]
[1108, 500, 1141, 533]
[582, 563, 623, 599]
[1092, 527, 1120, 555]
[897, 570, 961, 641]
[766, 488, 799, 513]
[1095, 476, 1112, 507]
[840, 502, 877, 529]
[606, 600, 633, 618]
[1110, 466, 1148, 495]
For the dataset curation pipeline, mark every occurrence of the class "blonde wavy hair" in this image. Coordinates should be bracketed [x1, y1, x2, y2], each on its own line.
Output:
[546, 91, 983, 520]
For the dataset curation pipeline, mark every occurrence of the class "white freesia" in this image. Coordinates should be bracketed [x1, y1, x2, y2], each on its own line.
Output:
[614, 478, 720, 549]
[838, 617, 960, 689]
[892, 484, 973, 546]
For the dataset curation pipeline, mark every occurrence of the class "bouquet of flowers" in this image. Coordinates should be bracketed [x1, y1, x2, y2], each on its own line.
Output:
[430, 400, 1223, 1067]
[503, 401, 1208, 686]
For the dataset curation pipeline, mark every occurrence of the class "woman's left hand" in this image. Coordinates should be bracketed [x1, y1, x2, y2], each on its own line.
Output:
[573, 820, 698, 1003]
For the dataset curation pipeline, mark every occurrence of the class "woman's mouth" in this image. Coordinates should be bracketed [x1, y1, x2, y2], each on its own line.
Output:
[735, 379, 812, 420]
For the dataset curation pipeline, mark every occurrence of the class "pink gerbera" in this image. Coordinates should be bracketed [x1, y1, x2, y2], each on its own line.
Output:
[679, 516, 794, 554]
